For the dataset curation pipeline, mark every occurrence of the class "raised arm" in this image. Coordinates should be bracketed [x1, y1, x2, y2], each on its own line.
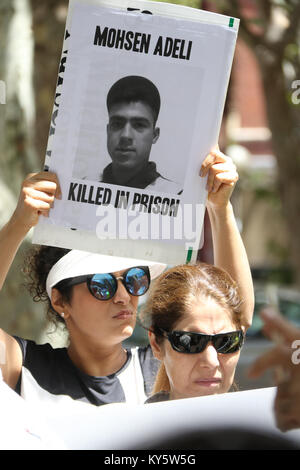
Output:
[200, 148, 254, 330]
[0, 172, 61, 389]
[0, 172, 61, 290]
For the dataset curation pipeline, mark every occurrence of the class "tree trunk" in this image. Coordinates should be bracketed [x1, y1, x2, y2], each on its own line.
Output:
[30, 0, 67, 163]
[256, 52, 300, 286]
[205, 0, 300, 285]
[0, 0, 46, 341]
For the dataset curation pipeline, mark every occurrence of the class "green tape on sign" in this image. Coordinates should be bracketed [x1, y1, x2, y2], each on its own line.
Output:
[186, 248, 193, 264]
[229, 18, 234, 28]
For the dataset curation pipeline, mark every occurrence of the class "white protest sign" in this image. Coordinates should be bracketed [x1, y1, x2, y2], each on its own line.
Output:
[33, 0, 239, 265]
[2, 382, 299, 450]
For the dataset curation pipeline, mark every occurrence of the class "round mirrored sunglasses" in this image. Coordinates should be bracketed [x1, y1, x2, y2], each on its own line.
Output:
[55, 266, 150, 301]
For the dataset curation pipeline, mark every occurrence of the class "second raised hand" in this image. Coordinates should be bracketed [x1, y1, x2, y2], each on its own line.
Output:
[200, 148, 238, 208]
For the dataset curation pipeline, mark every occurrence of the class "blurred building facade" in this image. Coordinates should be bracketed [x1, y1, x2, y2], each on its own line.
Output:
[199, 1, 290, 283]
[228, 38, 289, 275]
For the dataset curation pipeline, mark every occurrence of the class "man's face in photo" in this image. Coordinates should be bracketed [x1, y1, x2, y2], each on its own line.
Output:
[107, 100, 160, 175]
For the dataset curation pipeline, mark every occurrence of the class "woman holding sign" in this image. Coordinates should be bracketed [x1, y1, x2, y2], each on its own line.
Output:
[0, 148, 254, 407]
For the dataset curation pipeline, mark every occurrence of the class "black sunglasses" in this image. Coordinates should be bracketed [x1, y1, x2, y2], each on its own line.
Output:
[59, 266, 150, 301]
[157, 328, 244, 355]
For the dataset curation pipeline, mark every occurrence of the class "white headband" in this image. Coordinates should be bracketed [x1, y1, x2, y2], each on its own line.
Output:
[46, 250, 166, 298]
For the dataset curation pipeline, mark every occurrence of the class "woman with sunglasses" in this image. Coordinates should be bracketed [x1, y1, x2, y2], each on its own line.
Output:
[2, 246, 165, 406]
[0, 148, 253, 407]
[142, 263, 245, 403]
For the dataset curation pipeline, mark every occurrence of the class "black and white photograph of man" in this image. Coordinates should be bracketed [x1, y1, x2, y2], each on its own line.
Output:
[101, 75, 181, 194]
[72, 59, 201, 196]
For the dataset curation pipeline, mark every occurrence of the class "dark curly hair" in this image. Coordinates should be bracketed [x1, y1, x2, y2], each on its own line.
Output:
[23, 245, 72, 326]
